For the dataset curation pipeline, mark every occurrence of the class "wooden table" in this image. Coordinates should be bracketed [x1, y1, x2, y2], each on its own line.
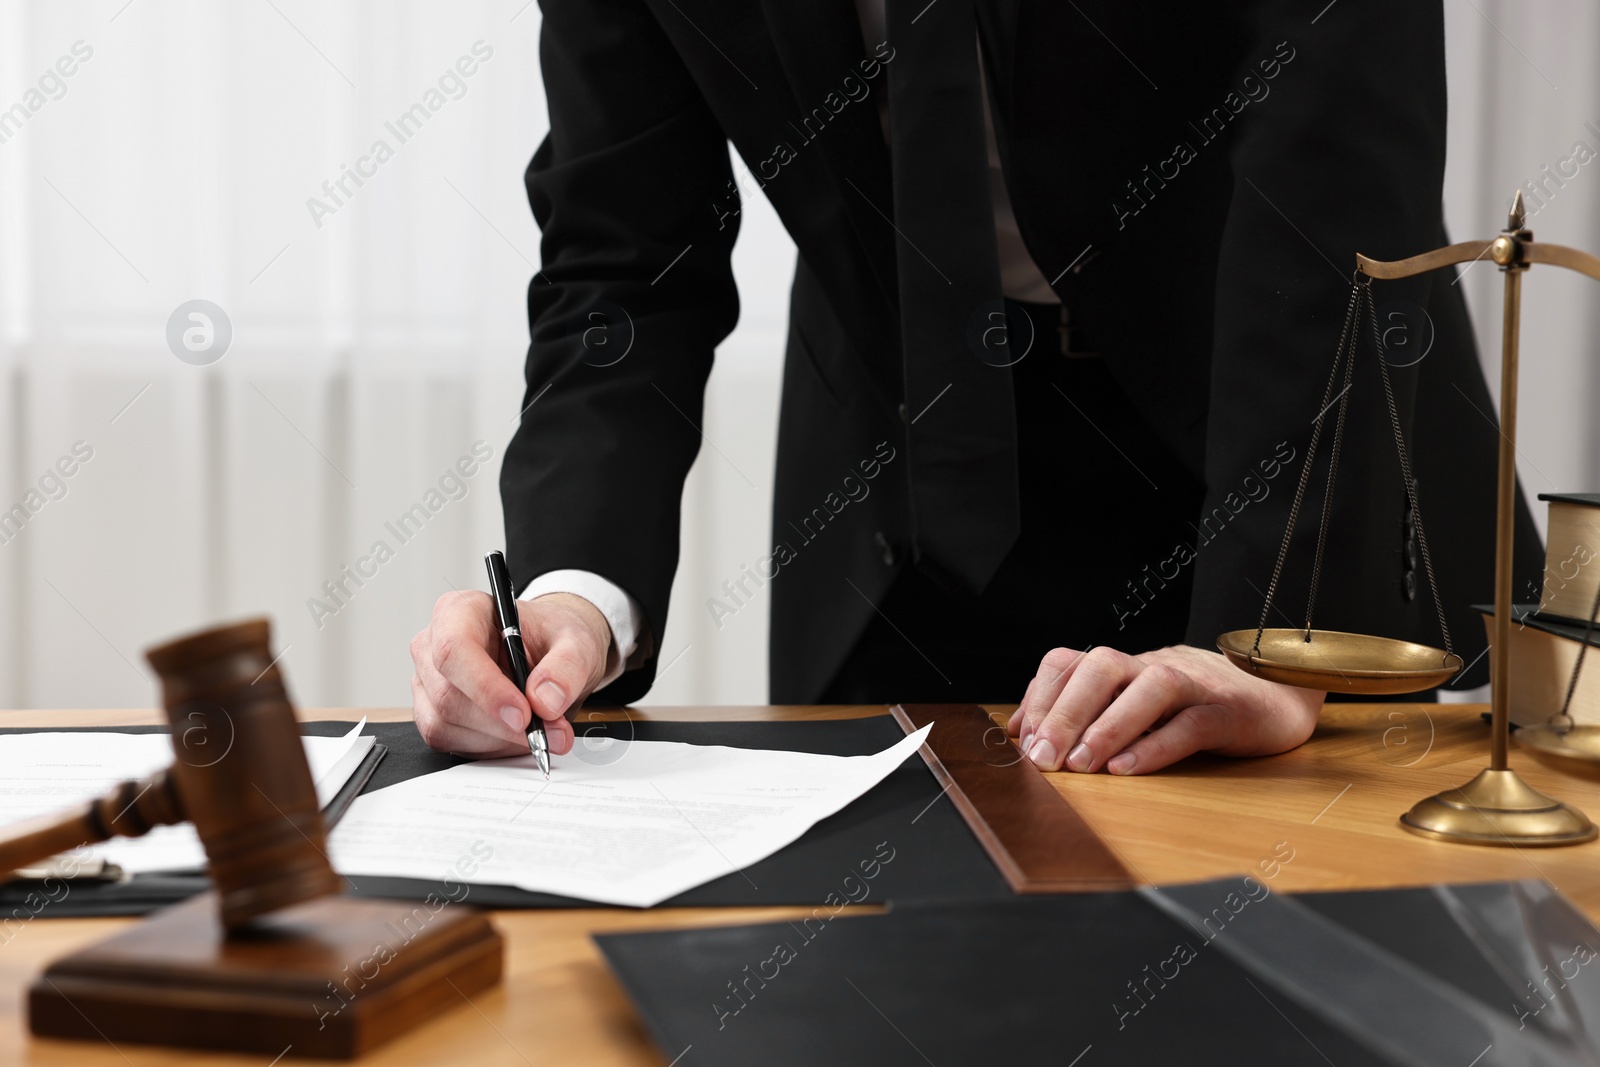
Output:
[3, 702, 1598, 1065]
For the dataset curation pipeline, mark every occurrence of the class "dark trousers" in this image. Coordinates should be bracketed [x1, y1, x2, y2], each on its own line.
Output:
[819, 302, 1207, 705]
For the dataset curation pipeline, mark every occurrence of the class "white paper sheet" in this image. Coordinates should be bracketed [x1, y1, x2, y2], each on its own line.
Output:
[0, 720, 374, 874]
[328, 724, 932, 908]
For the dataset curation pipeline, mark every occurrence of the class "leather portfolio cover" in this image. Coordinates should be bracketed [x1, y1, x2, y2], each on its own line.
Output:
[596, 878, 1600, 1065]
[891, 703, 1131, 891]
[2, 716, 1013, 914]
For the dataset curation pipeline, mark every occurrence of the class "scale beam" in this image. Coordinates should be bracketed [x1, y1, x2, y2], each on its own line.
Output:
[1359, 237, 1600, 285]
[1523, 241, 1600, 283]
[1355, 240, 1495, 280]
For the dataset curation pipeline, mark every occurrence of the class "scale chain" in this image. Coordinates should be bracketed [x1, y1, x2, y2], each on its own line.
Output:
[1252, 274, 1456, 667]
[1252, 278, 1364, 657]
[1362, 282, 1454, 658]
[1302, 285, 1362, 636]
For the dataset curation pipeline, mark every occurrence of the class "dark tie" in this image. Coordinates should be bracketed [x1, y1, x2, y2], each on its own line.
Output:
[886, 0, 1021, 596]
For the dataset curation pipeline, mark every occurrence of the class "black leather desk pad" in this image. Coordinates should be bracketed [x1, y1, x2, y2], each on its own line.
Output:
[598, 882, 1596, 1066]
[1, 716, 1010, 914]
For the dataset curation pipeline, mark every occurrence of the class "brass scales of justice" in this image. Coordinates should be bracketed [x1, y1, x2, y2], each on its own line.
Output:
[1216, 189, 1600, 847]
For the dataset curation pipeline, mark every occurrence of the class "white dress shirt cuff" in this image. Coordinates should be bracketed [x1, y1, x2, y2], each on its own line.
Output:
[518, 569, 648, 690]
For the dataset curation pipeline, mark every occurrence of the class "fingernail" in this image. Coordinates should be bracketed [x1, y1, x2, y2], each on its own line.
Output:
[1020, 730, 1034, 755]
[1067, 743, 1094, 772]
[498, 706, 523, 731]
[1107, 752, 1136, 775]
[1028, 738, 1058, 770]
[536, 680, 568, 715]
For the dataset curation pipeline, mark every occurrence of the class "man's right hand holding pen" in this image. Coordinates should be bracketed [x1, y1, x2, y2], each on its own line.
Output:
[409, 590, 612, 759]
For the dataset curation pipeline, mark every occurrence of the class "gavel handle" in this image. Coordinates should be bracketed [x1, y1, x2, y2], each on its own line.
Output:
[0, 768, 184, 878]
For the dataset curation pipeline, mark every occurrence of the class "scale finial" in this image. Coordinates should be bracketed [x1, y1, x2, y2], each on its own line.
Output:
[1509, 188, 1527, 231]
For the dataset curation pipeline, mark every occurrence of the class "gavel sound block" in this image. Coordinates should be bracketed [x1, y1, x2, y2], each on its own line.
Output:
[4, 619, 504, 1059]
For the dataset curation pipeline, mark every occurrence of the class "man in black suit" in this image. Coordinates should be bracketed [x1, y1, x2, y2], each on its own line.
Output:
[409, 1, 1537, 775]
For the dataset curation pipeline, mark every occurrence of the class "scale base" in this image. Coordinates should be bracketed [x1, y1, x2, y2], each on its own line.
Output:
[1400, 768, 1597, 846]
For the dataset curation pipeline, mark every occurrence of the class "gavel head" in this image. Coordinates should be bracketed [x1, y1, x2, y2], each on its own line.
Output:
[145, 618, 343, 931]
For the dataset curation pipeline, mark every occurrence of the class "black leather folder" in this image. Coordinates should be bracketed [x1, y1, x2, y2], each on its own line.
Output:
[596, 878, 1600, 1066]
[2, 715, 1010, 915]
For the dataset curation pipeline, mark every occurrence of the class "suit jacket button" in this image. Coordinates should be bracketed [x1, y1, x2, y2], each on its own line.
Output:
[898, 403, 909, 424]
[875, 532, 896, 566]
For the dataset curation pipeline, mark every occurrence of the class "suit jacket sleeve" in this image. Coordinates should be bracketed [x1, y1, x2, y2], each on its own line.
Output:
[1183, 2, 1453, 652]
[501, 0, 740, 703]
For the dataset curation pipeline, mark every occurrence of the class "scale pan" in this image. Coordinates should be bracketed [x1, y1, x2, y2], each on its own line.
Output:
[1217, 629, 1462, 695]
[1516, 724, 1600, 781]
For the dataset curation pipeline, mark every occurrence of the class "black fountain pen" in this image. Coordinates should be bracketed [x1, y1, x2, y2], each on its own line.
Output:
[484, 550, 550, 779]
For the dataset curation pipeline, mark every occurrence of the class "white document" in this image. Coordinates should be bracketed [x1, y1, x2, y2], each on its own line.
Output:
[329, 724, 932, 908]
[0, 720, 374, 874]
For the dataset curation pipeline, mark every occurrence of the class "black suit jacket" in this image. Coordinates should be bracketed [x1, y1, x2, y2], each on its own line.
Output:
[502, 0, 1540, 704]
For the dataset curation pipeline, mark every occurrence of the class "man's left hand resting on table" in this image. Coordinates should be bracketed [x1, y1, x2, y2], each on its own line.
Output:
[1007, 645, 1324, 776]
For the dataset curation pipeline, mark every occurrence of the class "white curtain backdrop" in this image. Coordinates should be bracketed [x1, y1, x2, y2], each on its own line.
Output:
[1443, 2, 1600, 510]
[0, 0, 1593, 711]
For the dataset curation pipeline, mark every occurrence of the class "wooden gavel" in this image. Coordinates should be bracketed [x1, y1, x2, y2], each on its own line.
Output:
[0, 618, 343, 931]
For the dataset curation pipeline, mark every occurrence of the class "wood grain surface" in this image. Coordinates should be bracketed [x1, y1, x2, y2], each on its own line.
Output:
[1, 701, 1597, 1065]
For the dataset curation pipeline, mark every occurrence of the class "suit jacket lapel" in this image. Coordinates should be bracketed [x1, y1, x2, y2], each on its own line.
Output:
[977, 0, 1020, 120]
[756, 0, 898, 306]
